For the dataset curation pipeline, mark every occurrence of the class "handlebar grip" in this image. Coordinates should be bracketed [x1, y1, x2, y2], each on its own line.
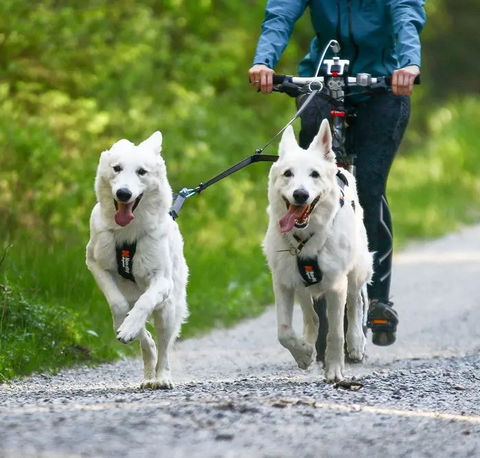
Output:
[385, 75, 421, 86]
[273, 74, 288, 85]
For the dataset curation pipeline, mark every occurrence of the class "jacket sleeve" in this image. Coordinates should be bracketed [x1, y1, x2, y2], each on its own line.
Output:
[389, 0, 426, 68]
[253, 0, 308, 69]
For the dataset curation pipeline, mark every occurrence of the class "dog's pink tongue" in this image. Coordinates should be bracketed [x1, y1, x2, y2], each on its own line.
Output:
[279, 205, 307, 233]
[115, 202, 135, 227]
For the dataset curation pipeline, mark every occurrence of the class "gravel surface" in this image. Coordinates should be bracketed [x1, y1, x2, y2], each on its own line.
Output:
[2, 225, 480, 458]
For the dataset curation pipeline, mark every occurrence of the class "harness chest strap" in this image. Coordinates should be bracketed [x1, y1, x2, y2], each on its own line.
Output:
[116, 242, 137, 282]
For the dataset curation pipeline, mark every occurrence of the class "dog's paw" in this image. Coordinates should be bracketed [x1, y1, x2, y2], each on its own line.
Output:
[324, 363, 344, 383]
[116, 314, 144, 344]
[140, 379, 156, 390]
[154, 376, 174, 390]
[346, 333, 367, 363]
[347, 349, 365, 363]
[141, 376, 174, 390]
[291, 342, 315, 370]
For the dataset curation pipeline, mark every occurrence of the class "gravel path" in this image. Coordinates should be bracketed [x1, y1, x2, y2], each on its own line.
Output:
[2, 225, 480, 458]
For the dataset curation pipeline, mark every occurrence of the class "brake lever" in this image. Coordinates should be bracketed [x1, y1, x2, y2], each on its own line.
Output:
[369, 81, 390, 91]
[279, 82, 303, 98]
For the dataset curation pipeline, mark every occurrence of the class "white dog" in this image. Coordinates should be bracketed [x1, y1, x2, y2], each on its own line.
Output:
[263, 119, 373, 383]
[86, 132, 188, 389]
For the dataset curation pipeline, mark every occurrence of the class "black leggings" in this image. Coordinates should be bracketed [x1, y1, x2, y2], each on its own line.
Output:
[298, 91, 411, 302]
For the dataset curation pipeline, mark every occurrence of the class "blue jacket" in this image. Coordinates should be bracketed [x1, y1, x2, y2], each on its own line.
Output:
[253, 0, 426, 77]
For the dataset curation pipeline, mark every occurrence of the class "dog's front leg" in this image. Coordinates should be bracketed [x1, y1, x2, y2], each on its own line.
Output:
[296, 288, 319, 348]
[86, 253, 130, 331]
[87, 251, 158, 382]
[324, 283, 348, 383]
[274, 279, 315, 370]
[116, 275, 172, 344]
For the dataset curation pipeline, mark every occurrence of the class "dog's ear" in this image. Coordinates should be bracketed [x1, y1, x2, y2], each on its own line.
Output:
[279, 125, 297, 158]
[310, 119, 335, 162]
[139, 131, 163, 155]
[98, 150, 110, 167]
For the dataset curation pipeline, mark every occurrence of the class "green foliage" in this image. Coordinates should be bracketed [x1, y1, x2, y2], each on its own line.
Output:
[0, 0, 478, 379]
[0, 280, 87, 379]
[0, 246, 126, 379]
[389, 97, 480, 245]
[422, 0, 480, 97]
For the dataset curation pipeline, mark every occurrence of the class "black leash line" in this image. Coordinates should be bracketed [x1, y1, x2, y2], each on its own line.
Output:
[170, 88, 320, 220]
[169, 154, 278, 220]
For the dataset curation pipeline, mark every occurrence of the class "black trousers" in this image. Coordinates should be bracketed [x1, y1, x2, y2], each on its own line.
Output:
[298, 91, 411, 302]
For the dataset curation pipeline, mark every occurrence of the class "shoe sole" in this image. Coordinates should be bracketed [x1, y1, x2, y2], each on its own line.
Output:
[368, 305, 398, 347]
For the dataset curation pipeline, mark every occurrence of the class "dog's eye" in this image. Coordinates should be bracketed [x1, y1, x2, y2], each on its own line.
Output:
[283, 170, 293, 178]
[310, 171, 320, 178]
[112, 165, 122, 173]
[137, 168, 148, 176]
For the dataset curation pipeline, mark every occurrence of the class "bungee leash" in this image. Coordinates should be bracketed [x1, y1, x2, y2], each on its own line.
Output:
[170, 88, 320, 220]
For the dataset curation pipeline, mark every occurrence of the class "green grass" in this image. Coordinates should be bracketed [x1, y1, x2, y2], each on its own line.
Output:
[0, 244, 126, 379]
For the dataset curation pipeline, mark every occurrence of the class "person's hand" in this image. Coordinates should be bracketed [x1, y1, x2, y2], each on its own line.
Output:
[392, 65, 420, 96]
[249, 64, 275, 94]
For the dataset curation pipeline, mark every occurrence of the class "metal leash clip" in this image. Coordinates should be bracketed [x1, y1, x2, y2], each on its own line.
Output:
[276, 247, 301, 256]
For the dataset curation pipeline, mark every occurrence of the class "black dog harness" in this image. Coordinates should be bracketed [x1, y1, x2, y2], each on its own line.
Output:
[292, 170, 351, 287]
[297, 256, 324, 286]
[116, 242, 137, 282]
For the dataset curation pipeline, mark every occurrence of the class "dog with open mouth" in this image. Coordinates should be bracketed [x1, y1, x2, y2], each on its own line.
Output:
[263, 119, 373, 383]
[86, 132, 188, 389]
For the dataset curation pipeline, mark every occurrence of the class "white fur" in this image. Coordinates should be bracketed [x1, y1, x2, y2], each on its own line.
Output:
[263, 119, 373, 383]
[86, 131, 188, 389]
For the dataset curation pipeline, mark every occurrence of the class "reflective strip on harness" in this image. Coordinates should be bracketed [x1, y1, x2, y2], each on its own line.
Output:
[297, 257, 323, 287]
[116, 242, 137, 282]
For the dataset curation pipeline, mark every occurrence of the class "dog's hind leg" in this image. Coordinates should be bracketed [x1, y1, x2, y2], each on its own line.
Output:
[275, 279, 315, 370]
[139, 329, 157, 387]
[296, 289, 319, 349]
[150, 302, 180, 390]
[324, 283, 347, 383]
[345, 277, 367, 363]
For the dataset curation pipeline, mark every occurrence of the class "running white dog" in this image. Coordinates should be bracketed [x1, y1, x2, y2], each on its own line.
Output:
[263, 119, 373, 383]
[86, 132, 188, 389]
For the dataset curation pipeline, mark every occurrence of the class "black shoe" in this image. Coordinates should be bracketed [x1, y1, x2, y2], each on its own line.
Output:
[367, 300, 399, 346]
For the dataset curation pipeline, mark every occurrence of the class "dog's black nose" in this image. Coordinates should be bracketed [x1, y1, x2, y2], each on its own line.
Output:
[116, 188, 132, 202]
[293, 189, 309, 204]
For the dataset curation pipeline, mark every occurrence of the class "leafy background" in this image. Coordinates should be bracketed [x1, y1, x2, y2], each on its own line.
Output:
[1, 0, 479, 379]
